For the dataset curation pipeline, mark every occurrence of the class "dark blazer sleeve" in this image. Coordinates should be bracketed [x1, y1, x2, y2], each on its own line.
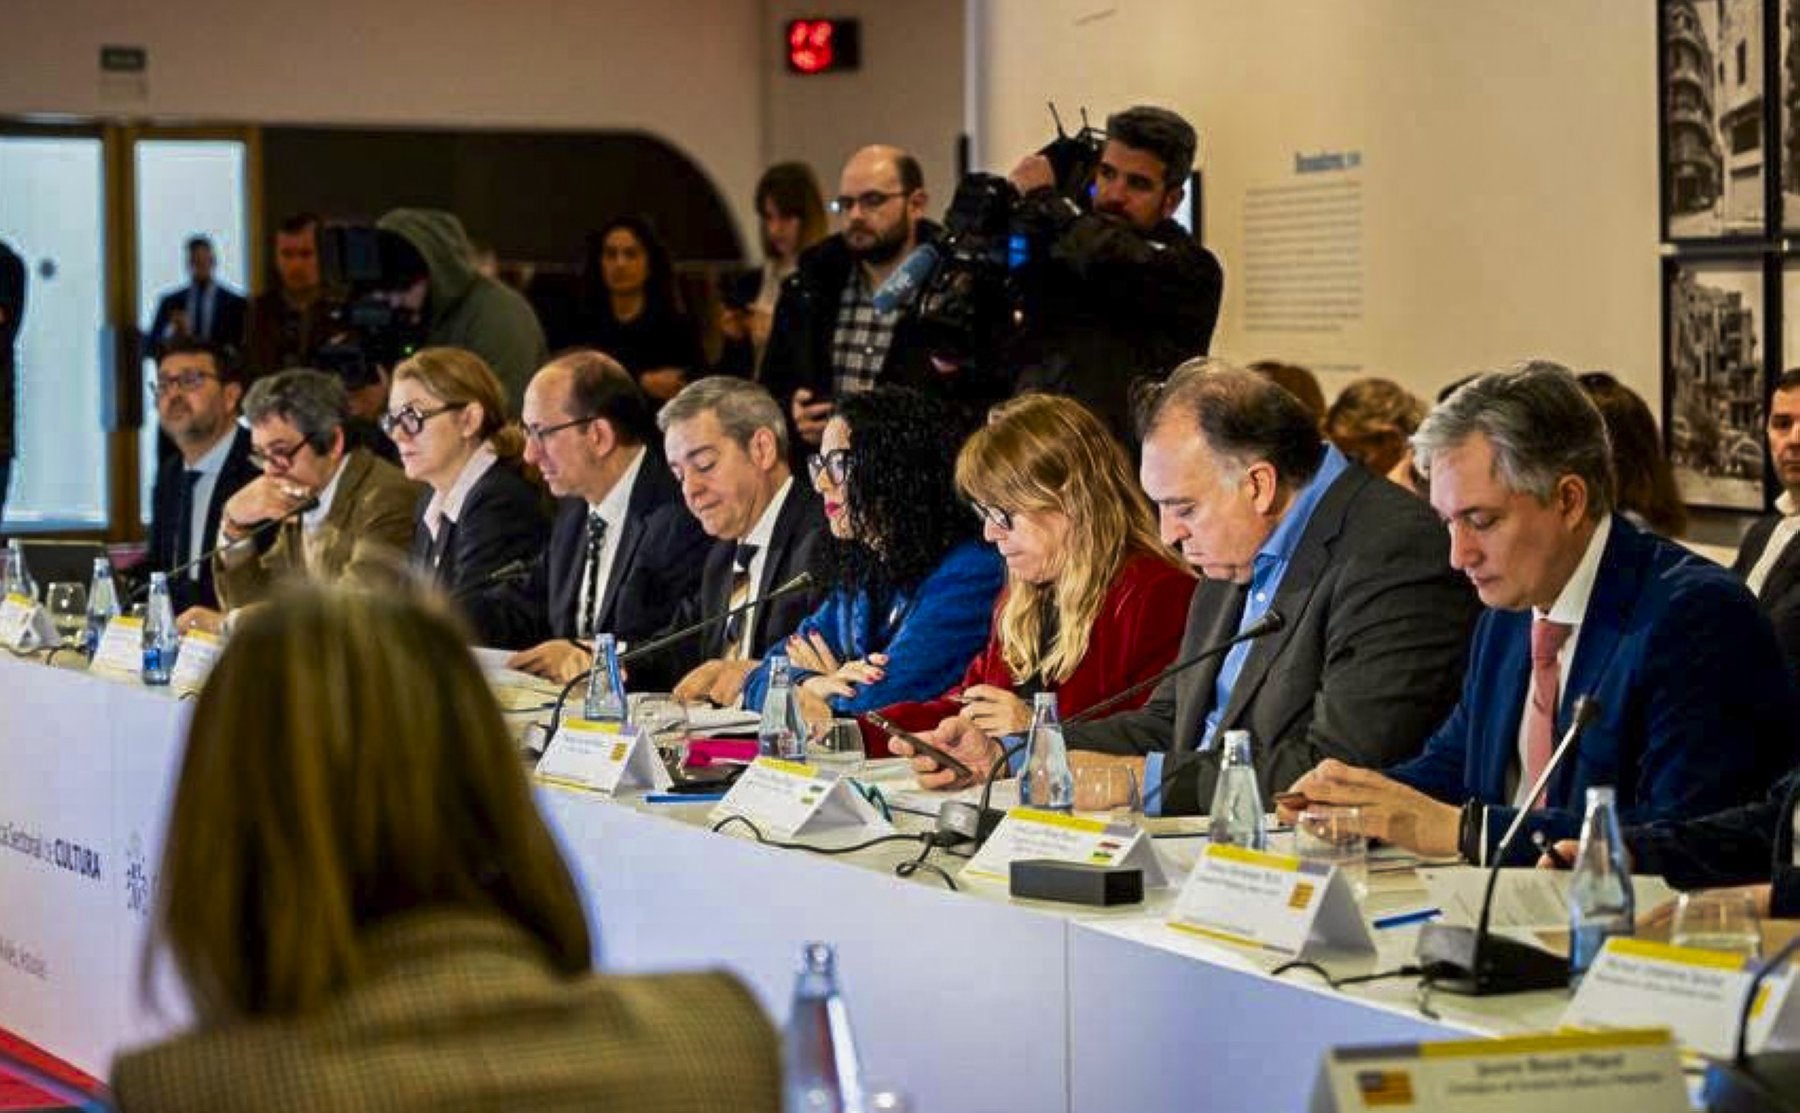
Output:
[148, 291, 178, 354]
[446, 464, 550, 645]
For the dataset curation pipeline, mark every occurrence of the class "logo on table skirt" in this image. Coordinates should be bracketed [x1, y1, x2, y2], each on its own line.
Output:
[125, 832, 152, 916]
[1355, 1068, 1415, 1106]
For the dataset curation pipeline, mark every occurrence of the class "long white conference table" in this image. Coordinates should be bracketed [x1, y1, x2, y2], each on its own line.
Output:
[0, 651, 1577, 1112]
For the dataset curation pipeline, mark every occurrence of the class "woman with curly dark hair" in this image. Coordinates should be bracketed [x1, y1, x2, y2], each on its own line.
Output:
[740, 386, 1005, 723]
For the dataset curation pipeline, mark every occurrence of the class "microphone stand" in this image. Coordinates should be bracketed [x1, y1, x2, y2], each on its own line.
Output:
[1415, 695, 1602, 996]
[1702, 930, 1800, 1113]
[131, 496, 320, 603]
[935, 609, 1288, 848]
[450, 557, 532, 598]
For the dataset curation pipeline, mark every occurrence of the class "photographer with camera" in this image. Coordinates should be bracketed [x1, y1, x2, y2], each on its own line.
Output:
[1006, 105, 1223, 441]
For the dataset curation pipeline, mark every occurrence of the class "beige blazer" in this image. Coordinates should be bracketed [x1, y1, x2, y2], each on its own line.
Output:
[213, 448, 419, 610]
[110, 910, 782, 1113]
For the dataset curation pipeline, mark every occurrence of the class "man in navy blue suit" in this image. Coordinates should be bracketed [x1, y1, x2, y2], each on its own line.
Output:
[1287, 362, 1799, 864]
[148, 236, 248, 357]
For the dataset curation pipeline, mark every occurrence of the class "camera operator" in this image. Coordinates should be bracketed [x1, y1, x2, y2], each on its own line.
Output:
[1007, 105, 1223, 441]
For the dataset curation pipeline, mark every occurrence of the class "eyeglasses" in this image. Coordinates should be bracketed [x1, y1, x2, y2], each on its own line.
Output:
[379, 402, 467, 438]
[149, 370, 219, 397]
[828, 190, 907, 216]
[523, 415, 599, 445]
[969, 500, 1014, 532]
[248, 440, 310, 472]
[806, 449, 852, 487]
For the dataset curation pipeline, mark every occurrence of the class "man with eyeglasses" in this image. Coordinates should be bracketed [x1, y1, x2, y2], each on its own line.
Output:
[145, 338, 261, 615]
[763, 145, 996, 454]
[188, 368, 417, 631]
[479, 350, 709, 682]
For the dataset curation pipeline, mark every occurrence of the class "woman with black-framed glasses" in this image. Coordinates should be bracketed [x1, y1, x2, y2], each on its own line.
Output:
[389, 348, 548, 642]
[735, 387, 1004, 731]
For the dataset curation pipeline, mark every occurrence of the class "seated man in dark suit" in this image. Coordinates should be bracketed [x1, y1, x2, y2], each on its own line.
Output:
[1733, 368, 1800, 674]
[486, 350, 709, 680]
[893, 360, 1480, 812]
[147, 235, 247, 357]
[147, 338, 260, 614]
[1289, 363, 1800, 864]
[634, 376, 826, 701]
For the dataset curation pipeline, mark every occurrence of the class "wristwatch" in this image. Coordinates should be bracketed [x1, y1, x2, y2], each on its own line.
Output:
[1457, 799, 1486, 866]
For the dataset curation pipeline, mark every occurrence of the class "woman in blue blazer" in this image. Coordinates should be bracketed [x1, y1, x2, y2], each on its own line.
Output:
[741, 387, 1003, 723]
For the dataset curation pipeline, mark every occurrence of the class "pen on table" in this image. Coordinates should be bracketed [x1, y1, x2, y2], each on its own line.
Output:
[1530, 830, 1571, 869]
[645, 792, 727, 804]
[1371, 907, 1442, 930]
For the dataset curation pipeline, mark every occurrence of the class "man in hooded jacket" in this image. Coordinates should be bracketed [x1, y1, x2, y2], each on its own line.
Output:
[376, 208, 548, 415]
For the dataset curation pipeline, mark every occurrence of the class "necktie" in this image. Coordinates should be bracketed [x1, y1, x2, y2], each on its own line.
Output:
[427, 518, 457, 578]
[578, 511, 607, 639]
[1523, 617, 1574, 808]
[194, 286, 210, 340]
[173, 470, 202, 574]
[722, 542, 759, 659]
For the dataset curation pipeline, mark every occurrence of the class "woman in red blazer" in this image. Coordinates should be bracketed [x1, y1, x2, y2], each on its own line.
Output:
[874, 394, 1195, 752]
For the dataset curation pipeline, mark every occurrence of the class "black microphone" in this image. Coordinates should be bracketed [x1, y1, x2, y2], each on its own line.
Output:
[450, 557, 533, 598]
[542, 571, 818, 738]
[935, 609, 1287, 847]
[1415, 694, 1602, 996]
[1702, 930, 1800, 1113]
[132, 495, 320, 601]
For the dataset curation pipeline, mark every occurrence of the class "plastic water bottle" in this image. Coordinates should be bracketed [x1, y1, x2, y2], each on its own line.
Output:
[3, 539, 35, 601]
[759, 653, 806, 760]
[582, 633, 627, 723]
[1568, 786, 1634, 983]
[784, 942, 866, 1113]
[82, 557, 119, 657]
[1208, 729, 1267, 850]
[1021, 692, 1074, 812]
[141, 572, 179, 685]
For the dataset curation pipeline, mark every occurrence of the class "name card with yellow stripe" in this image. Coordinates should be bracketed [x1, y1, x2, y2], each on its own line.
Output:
[1169, 842, 1373, 957]
[90, 615, 144, 677]
[0, 592, 56, 650]
[534, 718, 672, 796]
[961, 807, 1168, 887]
[708, 756, 890, 842]
[170, 629, 223, 695]
[1561, 936, 1799, 1058]
[1309, 1028, 1688, 1112]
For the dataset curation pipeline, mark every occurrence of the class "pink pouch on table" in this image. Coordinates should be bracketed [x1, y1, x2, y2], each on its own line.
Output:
[684, 738, 761, 767]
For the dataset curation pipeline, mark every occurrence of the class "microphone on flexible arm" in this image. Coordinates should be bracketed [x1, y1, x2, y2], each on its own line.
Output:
[543, 571, 817, 738]
[870, 243, 943, 313]
[1414, 694, 1602, 996]
[131, 495, 321, 602]
[450, 557, 533, 598]
[1701, 929, 1800, 1113]
[934, 609, 1288, 848]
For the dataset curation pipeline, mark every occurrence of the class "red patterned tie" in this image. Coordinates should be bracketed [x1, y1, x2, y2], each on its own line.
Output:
[1523, 618, 1573, 808]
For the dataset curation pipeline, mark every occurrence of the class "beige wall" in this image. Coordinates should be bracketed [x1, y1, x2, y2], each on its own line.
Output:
[974, 0, 1660, 409]
[761, 0, 966, 227]
[0, 0, 768, 245]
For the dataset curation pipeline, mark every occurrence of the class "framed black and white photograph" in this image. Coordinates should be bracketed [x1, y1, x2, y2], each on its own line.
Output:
[1662, 0, 1770, 241]
[1664, 255, 1772, 510]
[1782, 0, 1800, 228]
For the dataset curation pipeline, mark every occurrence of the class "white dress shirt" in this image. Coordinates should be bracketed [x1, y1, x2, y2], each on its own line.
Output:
[1511, 515, 1611, 807]
[422, 444, 498, 542]
[576, 446, 646, 637]
[179, 429, 238, 583]
[733, 476, 794, 658]
[1746, 492, 1800, 598]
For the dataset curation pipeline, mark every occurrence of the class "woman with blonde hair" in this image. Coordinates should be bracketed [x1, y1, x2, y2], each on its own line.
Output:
[876, 394, 1196, 741]
[385, 346, 549, 642]
[1324, 376, 1428, 495]
[111, 585, 780, 1112]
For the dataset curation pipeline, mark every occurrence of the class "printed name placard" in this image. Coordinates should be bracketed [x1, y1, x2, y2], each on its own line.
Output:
[961, 807, 1168, 887]
[89, 615, 144, 677]
[0, 593, 56, 650]
[1308, 1028, 1689, 1113]
[169, 630, 222, 695]
[708, 757, 890, 841]
[1169, 843, 1373, 957]
[534, 718, 671, 796]
[1562, 937, 1800, 1058]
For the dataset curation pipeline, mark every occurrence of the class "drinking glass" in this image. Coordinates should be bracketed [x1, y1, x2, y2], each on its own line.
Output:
[1294, 806, 1369, 901]
[810, 718, 866, 776]
[628, 693, 692, 773]
[45, 582, 87, 646]
[1671, 890, 1762, 959]
[1073, 764, 1141, 823]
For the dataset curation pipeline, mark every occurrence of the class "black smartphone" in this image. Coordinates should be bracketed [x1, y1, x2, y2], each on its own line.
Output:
[863, 711, 975, 781]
